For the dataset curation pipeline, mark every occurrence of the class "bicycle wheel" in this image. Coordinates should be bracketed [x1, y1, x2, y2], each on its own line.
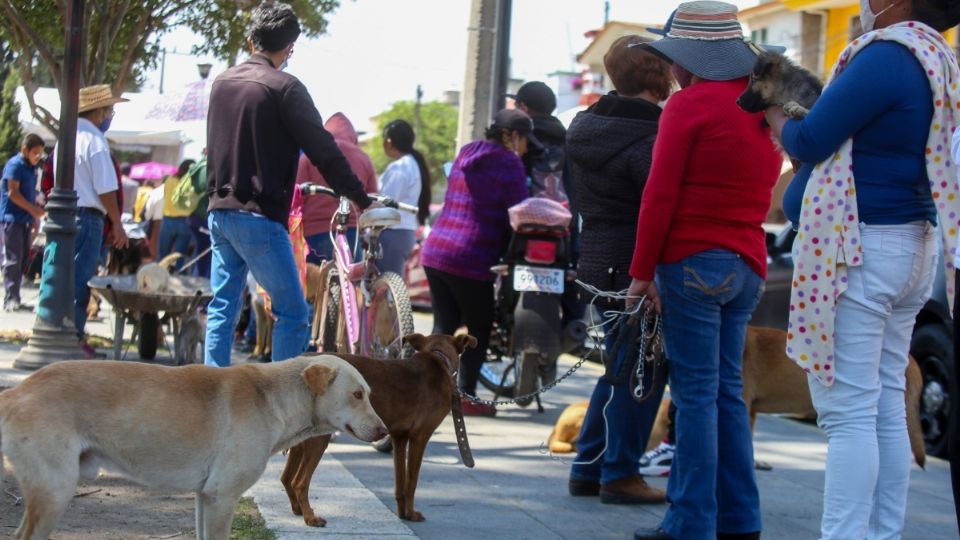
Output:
[363, 271, 414, 359]
[313, 271, 346, 353]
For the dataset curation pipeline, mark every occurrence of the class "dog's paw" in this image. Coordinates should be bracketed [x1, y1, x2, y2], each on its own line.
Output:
[401, 510, 425, 522]
[303, 513, 327, 527]
[782, 101, 809, 119]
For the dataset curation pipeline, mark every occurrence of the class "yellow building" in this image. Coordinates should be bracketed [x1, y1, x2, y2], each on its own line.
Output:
[782, 0, 957, 77]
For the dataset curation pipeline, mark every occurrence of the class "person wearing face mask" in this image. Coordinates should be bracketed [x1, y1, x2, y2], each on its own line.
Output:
[420, 108, 537, 417]
[763, 0, 960, 538]
[65, 84, 129, 358]
[1, 133, 46, 312]
[626, 2, 784, 540]
[204, 2, 373, 366]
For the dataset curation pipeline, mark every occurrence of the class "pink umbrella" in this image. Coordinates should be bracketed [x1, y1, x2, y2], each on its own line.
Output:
[130, 161, 177, 181]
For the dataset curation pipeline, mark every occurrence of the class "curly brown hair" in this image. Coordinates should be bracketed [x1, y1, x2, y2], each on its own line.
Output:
[603, 35, 673, 101]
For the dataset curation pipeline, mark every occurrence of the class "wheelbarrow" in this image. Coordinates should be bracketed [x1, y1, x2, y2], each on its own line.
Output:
[88, 274, 212, 364]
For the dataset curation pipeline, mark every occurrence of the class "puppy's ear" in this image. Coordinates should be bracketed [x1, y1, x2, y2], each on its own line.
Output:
[303, 364, 339, 395]
[403, 333, 427, 352]
[455, 334, 478, 353]
[756, 54, 775, 78]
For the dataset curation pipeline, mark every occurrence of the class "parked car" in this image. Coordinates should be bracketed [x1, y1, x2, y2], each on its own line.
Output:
[752, 224, 954, 457]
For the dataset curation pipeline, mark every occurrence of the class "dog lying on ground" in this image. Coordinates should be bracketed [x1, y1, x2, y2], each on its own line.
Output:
[0, 355, 387, 540]
[737, 51, 823, 118]
[251, 263, 324, 361]
[547, 326, 926, 469]
[281, 333, 477, 526]
[136, 252, 183, 293]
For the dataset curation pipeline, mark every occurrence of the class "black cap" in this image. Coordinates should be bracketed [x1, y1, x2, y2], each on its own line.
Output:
[490, 108, 545, 151]
[646, 9, 676, 36]
[505, 81, 557, 115]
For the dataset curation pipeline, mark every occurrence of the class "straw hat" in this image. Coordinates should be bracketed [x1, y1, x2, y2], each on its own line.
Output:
[642, 1, 785, 81]
[78, 84, 129, 113]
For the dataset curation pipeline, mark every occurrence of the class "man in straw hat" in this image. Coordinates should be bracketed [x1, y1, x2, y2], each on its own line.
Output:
[626, 2, 783, 540]
[203, 2, 373, 366]
[63, 84, 129, 358]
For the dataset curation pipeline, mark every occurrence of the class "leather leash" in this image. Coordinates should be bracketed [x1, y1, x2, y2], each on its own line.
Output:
[433, 348, 474, 468]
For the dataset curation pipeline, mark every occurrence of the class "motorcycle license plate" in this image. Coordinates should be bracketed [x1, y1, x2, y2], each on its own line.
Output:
[513, 265, 564, 294]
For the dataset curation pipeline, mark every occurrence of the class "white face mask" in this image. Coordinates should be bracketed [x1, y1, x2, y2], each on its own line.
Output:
[859, 0, 897, 33]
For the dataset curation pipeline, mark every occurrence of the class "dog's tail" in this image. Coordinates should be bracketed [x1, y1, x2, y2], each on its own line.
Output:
[547, 429, 575, 454]
[905, 357, 926, 469]
[157, 252, 183, 270]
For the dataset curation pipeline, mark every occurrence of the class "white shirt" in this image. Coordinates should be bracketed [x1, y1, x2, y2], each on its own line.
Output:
[144, 183, 165, 222]
[54, 118, 118, 213]
[378, 154, 421, 230]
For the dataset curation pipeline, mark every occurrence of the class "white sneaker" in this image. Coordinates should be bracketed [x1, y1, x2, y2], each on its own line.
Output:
[638, 441, 674, 477]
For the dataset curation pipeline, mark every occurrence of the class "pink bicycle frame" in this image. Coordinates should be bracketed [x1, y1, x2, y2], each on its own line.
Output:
[332, 231, 363, 353]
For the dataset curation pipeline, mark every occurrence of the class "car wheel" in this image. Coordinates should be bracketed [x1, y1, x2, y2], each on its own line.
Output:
[911, 323, 954, 458]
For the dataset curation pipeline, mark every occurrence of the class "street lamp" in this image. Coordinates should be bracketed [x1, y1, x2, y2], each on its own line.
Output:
[16, 0, 86, 368]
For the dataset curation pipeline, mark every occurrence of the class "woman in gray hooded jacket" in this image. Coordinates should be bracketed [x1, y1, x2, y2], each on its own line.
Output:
[567, 35, 673, 505]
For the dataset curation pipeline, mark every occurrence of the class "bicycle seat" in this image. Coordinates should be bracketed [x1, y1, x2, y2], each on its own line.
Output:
[358, 207, 401, 230]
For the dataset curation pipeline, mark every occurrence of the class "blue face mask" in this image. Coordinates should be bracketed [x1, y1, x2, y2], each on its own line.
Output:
[98, 116, 113, 133]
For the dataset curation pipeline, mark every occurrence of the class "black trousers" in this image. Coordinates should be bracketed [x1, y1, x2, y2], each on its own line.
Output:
[2, 222, 31, 305]
[951, 271, 960, 535]
[425, 266, 494, 396]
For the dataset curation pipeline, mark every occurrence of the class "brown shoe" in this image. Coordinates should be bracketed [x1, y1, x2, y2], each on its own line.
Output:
[599, 474, 666, 505]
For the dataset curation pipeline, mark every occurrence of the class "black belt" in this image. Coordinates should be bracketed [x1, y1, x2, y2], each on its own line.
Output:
[77, 207, 105, 218]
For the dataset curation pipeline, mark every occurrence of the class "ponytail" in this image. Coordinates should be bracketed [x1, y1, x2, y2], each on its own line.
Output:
[410, 148, 432, 225]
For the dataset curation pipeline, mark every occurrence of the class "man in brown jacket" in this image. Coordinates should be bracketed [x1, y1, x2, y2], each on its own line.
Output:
[204, 2, 373, 366]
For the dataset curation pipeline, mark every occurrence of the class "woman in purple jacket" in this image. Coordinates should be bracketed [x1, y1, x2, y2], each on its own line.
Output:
[421, 108, 537, 416]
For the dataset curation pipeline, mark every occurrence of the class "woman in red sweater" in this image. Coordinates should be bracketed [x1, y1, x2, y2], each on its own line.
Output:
[628, 3, 783, 540]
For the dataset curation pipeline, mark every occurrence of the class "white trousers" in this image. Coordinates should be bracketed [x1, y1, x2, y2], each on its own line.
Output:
[808, 221, 938, 540]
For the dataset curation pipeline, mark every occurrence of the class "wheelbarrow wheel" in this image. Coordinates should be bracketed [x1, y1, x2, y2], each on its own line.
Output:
[139, 312, 160, 360]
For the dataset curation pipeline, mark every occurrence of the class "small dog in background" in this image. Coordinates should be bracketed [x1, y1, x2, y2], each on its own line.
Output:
[136, 252, 183, 294]
[737, 51, 823, 118]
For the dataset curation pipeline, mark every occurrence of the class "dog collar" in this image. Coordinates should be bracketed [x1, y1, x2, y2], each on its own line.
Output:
[431, 349, 457, 378]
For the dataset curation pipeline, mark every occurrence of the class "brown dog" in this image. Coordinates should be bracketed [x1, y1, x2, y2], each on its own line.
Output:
[281, 333, 477, 526]
[251, 262, 324, 360]
[547, 327, 926, 469]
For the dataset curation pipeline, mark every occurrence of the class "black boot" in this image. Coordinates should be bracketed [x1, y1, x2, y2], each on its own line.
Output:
[633, 528, 675, 540]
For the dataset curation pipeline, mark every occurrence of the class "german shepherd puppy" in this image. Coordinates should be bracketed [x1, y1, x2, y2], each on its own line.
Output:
[737, 52, 823, 118]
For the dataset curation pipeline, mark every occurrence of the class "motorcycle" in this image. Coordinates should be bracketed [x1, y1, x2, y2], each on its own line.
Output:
[479, 197, 587, 408]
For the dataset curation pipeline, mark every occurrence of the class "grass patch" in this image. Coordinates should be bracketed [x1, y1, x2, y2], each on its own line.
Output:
[231, 497, 276, 540]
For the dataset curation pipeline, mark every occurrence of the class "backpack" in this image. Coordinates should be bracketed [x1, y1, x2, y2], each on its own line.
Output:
[171, 159, 206, 213]
[528, 142, 569, 206]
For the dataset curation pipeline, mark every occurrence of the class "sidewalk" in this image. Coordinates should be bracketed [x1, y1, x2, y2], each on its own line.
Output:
[0, 285, 957, 539]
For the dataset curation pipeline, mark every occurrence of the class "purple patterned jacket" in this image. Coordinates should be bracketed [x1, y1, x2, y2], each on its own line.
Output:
[421, 140, 528, 281]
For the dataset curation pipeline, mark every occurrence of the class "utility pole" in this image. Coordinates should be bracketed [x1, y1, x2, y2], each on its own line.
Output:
[457, 0, 510, 149]
[17, 0, 85, 368]
[414, 83, 423, 137]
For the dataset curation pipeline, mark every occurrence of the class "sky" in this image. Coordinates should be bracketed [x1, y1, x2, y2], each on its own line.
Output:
[141, 0, 762, 133]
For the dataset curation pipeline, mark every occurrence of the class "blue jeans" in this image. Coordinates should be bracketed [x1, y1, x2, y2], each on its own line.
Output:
[74, 209, 104, 337]
[378, 228, 416, 276]
[305, 228, 357, 264]
[158, 216, 192, 271]
[204, 210, 308, 366]
[188, 215, 211, 278]
[656, 250, 763, 540]
[570, 320, 665, 485]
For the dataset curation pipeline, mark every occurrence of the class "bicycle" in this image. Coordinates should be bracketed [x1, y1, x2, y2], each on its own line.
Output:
[299, 183, 417, 360]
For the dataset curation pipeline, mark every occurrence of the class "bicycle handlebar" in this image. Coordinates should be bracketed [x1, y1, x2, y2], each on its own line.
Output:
[298, 183, 418, 214]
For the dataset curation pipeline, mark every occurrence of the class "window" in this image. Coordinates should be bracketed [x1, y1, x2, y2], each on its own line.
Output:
[751, 28, 768, 43]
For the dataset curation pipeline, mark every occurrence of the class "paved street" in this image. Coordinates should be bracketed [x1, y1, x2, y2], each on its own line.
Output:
[0, 285, 957, 539]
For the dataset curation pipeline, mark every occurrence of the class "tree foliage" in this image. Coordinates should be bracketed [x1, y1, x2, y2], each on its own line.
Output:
[183, 0, 340, 68]
[366, 100, 458, 201]
[0, 0, 342, 136]
[0, 42, 24, 159]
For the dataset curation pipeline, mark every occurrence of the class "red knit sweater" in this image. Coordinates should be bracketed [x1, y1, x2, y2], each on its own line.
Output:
[629, 78, 782, 281]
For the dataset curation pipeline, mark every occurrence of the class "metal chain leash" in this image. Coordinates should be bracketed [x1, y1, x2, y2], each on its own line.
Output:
[631, 311, 664, 401]
[455, 352, 594, 406]
[456, 281, 654, 407]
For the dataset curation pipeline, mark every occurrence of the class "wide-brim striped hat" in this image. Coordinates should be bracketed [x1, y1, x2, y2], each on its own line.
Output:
[642, 1, 785, 81]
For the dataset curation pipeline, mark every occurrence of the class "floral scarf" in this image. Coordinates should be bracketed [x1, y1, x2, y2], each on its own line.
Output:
[787, 21, 960, 386]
